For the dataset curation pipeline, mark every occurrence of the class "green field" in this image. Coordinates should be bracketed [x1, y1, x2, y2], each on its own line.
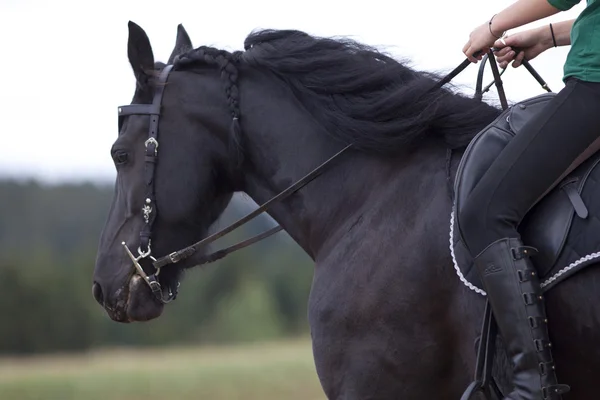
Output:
[0, 338, 326, 400]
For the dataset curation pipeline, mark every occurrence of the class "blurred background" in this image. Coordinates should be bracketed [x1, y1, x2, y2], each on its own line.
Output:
[0, 0, 584, 398]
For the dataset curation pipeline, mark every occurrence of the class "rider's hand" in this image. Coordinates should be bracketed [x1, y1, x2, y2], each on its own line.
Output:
[493, 26, 553, 68]
[462, 21, 501, 63]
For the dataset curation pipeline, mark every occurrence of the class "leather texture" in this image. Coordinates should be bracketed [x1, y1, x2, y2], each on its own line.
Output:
[452, 92, 600, 290]
[473, 238, 570, 399]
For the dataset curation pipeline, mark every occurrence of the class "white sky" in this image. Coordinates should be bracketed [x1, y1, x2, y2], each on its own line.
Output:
[0, 0, 585, 183]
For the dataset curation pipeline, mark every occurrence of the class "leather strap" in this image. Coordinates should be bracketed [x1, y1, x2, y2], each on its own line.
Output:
[195, 226, 283, 267]
[118, 104, 161, 116]
[152, 143, 353, 269]
[563, 184, 588, 219]
[140, 65, 173, 253]
[433, 58, 472, 91]
[118, 65, 173, 254]
[487, 50, 508, 110]
[475, 47, 551, 106]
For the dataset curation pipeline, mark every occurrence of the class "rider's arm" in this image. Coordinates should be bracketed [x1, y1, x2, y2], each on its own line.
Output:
[489, 0, 567, 36]
[549, 18, 575, 46]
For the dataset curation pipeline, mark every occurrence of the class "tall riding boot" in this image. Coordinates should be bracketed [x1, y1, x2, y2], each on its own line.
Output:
[473, 238, 570, 400]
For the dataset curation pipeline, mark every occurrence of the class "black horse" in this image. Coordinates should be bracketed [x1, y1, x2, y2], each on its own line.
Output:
[92, 22, 600, 399]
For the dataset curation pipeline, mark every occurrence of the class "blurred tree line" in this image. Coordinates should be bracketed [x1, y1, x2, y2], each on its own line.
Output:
[0, 179, 314, 355]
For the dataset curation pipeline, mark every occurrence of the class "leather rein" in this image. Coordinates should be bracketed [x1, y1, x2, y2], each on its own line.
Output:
[117, 48, 549, 304]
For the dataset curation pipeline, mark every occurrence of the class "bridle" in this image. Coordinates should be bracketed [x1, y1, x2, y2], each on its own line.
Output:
[117, 64, 352, 303]
[116, 48, 549, 304]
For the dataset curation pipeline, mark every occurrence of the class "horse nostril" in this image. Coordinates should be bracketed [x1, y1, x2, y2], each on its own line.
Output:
[92, 282, 104, 306]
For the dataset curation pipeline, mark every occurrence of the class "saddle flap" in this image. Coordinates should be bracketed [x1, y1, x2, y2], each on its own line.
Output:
[519, 182, 577, 270]
[454, 115, 513, 212]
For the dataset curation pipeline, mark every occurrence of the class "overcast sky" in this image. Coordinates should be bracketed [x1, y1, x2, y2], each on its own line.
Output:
[0, 0, 585, 183]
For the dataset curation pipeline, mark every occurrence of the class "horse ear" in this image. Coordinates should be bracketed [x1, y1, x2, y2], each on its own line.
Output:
[127, 21, 155, 83]
[167, 24, 193, 64]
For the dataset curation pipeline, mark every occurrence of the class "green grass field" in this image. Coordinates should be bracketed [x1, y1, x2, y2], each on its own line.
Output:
[0, 338, 326, 400]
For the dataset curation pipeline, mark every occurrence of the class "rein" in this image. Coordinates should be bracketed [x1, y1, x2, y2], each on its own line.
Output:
[437, 48, 551, 109]
[152, 143, 353, 269]
[117, 48, 548, 304]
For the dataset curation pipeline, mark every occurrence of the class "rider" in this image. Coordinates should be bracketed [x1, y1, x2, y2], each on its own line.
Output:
[461, 0, 600, 399]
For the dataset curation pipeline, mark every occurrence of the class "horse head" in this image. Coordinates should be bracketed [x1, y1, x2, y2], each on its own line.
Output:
[92, 22, 239, 322]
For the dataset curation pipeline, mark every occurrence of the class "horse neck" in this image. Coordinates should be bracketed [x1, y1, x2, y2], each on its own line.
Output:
[237, 68, 452, 260]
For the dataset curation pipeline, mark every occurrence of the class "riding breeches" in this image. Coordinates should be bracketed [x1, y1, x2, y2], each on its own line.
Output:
[459, 77, 600, 257]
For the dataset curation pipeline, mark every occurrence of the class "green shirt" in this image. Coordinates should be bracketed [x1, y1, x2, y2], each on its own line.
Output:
[546, 0, 600, 82]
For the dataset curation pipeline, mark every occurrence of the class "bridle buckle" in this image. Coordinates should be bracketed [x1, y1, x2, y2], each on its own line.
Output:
[147, 277, 163, 295]
[145, 137, 159, 156]
[168, 251, 181, 263]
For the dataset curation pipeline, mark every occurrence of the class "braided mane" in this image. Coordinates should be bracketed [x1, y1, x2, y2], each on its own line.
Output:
[174, 47, 244, 165]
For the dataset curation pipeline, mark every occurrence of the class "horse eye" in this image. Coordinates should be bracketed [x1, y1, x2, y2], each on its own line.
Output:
[113, 151, 129, 165]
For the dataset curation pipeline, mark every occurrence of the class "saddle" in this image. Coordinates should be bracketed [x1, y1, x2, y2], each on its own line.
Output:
[447, 50, 600, 400]
[451, 74, 600, 296]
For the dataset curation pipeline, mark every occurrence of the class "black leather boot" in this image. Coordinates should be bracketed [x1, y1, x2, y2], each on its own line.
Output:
[473, 238, 570, 400]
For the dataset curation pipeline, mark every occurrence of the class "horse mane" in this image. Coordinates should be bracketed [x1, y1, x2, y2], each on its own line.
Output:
[240, 29, 502, 154]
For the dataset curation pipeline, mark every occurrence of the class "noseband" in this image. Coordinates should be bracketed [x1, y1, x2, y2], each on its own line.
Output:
[115, 49, 549, 304]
